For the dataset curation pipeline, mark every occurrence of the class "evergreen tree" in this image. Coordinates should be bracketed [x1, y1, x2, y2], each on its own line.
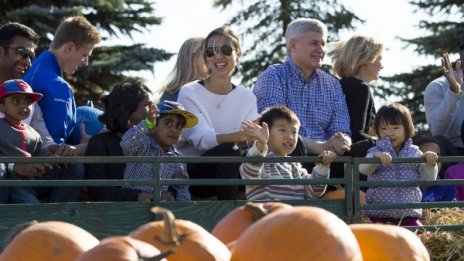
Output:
[0, 0, 172, 106]
[213, 0, 362, 87]
[381, 0, 464, 132]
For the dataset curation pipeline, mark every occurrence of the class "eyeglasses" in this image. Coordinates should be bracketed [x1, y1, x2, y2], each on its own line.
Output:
[8, 46, 35, 61]
[204, 45, 236, 58]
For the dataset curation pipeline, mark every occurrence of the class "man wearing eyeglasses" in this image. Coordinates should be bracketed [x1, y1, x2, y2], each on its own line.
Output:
[424, 32, 464, 156]
[0, 22, 38, 86]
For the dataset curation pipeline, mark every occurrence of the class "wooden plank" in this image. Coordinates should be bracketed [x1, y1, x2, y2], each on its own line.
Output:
[0, 199, 348, 247]
[0, 202, 155, 241]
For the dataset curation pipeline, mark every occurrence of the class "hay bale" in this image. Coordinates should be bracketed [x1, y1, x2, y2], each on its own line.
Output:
[419, 208, 464, 260]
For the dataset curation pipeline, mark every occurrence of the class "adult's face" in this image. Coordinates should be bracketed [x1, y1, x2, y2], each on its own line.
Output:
[204, 35, 240, 79]
[361, 55, 384, 83]
[62, 42, 95, 75]
[0, 36, 36, 81]
[289, 30, 326, 78]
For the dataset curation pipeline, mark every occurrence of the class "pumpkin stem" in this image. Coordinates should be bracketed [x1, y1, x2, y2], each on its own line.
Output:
[244, 202, 268, 221]
[3, 220, 39, 248]
[150, 207, 181, 246]
[143, 249, 176, 261]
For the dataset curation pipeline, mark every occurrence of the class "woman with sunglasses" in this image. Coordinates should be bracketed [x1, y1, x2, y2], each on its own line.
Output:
[176, 26, 258, 200]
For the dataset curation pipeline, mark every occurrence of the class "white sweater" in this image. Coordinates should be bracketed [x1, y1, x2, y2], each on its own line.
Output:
[176, 81, 259, 156]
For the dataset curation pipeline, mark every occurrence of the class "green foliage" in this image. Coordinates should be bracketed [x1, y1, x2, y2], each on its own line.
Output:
[213, 0, 362, 87]
[0, 0, 172, 106]
[382, 0, 464, 132]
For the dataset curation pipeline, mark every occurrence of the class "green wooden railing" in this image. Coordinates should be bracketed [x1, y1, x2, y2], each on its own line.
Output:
[0, 155, 463, 241]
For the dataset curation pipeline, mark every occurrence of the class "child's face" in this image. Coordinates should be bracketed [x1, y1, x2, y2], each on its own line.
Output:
[152, 114, 185, 151]
[267, 119, 299, 156]
[378, 122, 406, 152]
[0, 94, 33, 124]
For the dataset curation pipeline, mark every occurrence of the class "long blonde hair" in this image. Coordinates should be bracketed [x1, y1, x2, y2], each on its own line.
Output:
[328, 35, 383, 78]
[160, 37, 205, 95]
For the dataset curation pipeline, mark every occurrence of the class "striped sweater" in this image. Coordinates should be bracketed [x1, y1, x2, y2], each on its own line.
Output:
[239, 143, 330, 200]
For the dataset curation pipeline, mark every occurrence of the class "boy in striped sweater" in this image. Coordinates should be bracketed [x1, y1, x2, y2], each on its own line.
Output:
[240, 106, 336, 200]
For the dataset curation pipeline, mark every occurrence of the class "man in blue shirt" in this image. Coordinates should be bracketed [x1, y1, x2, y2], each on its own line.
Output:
[253, 18, 351, 157]
[24, 16, 101, 156]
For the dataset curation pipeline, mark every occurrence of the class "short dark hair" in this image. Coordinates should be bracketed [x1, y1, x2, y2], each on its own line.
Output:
[0, 22, 39, 48]
[99, 80, 152, 133]
[259, 106, 300, 129]
[373, 103, 415, 138]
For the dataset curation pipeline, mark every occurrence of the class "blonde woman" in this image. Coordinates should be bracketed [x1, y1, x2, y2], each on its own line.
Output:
[159, 37, 208, 102]
[328, 35, 384, 143]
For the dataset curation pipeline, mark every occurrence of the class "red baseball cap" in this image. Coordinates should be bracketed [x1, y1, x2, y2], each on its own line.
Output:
[0, 79, 42, 103]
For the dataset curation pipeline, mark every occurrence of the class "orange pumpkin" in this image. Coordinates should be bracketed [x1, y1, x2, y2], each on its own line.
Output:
[130, 207, 230, 261]
[322, 189, 367, 205]
[75, 236, 174, 261]
[211, 202, 292, 244]
[0, 220, 99, 261]
[349, 223, 430, 260]
[230, 206, 362, 261]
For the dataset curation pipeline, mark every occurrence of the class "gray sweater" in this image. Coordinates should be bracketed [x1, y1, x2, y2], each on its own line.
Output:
[0, 119, 47, 157]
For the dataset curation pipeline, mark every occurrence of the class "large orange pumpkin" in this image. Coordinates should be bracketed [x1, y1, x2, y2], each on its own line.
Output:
[0, 220, 99, 261]
[211, 202, 292, 244]
[230, 206, 362, 261]
[75, 236, 174, 261]
[130, 207, 230, 261]
[349, 223, 430, 260]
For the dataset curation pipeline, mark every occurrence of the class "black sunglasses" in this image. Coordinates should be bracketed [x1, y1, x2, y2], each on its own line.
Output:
[204, 45, 236, 58]
[8, 46, 35, 61]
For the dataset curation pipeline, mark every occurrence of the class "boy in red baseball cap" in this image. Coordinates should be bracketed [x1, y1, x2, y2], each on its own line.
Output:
[0, 79, 42, 125]
[0, 79, 44, 203]
[0, 79, 82, 203]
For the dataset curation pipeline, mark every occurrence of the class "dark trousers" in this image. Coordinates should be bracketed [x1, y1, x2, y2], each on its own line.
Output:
[0, 169, 6, 203]
[34, 163, 85, 202]
[187, 143, 242, 200]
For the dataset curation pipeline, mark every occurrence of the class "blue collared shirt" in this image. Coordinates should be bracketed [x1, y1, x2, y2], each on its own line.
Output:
[253, 58, 351, 141]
